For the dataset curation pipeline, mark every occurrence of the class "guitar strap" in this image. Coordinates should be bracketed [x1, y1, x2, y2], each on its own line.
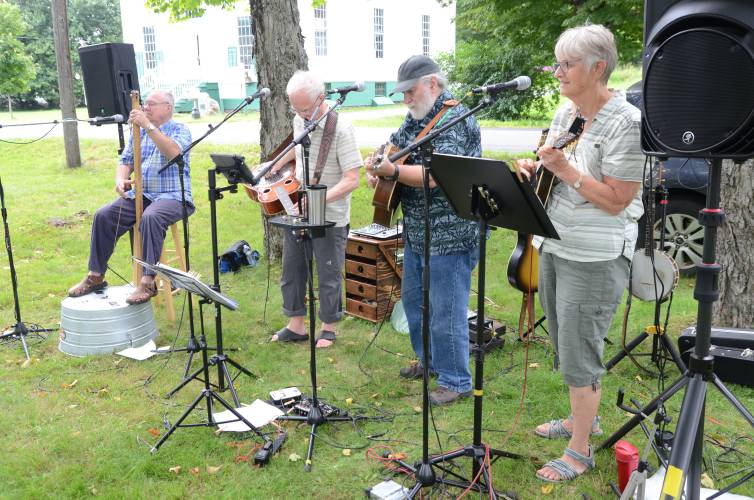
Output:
[416, 99, 458, 143]
[311, 110, 339, 185]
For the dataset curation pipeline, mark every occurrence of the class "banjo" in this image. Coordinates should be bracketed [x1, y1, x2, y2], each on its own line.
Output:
[630, 162, 679, 301]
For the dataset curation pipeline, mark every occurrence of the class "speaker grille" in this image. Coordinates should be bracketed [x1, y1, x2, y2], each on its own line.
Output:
[643, 28, 754, 156]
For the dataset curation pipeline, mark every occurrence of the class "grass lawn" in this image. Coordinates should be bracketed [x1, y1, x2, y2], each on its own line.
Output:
[0, 138, 752, 499]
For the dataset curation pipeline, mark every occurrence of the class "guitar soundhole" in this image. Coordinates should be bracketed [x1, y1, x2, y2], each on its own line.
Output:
[284, 179, 293, 185]
[357, 265, 364, 273]
[358, 305, 364, 312]
[358, 285, 364, 293]
[262, 188, 271, 194]
[357, 245, 364, 253]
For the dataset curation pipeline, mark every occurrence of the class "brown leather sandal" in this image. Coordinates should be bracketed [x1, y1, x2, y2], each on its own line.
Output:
[126, 281, 158, 305]
[68, 275, 108, 297]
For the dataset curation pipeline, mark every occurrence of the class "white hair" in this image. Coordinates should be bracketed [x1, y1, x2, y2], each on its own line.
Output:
[286, 70, 325, 101]
[420, 72, 448, 91]
[148, 90, 174, 107]
[555, 24, 618, 84]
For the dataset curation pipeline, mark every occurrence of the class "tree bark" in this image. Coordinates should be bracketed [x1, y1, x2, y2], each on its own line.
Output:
[249, 0, 308, 261]
[51, 0, 81, 168]
[714, 159, 754, 327]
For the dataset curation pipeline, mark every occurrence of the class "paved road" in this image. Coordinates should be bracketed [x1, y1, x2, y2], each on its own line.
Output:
[0, 111, 541, 153]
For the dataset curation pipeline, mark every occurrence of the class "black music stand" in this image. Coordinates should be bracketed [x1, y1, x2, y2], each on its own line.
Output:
[386, 153, 558, 498]
[137, 259, 280, 455]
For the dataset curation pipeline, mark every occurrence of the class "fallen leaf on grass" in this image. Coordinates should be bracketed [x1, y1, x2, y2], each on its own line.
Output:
[541, 483, 554, 495]
[21, 359, 32, 368]
[388, 452, 407, 460]
[345, 398, 353, 405]
[327, 357, 335, 363]
[168, 466, 182, 474]
[342, 449, 351, 457]
[189, 467, 200, 476]
[147, 428, 161, 438]
[528, 363, 540, 368]
[635, 375, 643, 382]
[701, 473, 714, 489]
[97, 388, 109, 397]
[226, 441, 247, 448]
[413, 406, 422, 413]
[370, 393, 379, 399]
[234, 455, 249, 463]
[206, 465, 222, 474]
[61, 379, 78, 390]
[289, 453, 301, 462]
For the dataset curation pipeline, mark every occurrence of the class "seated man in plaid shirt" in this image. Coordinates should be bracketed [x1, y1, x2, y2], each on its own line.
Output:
[68, 90, 193, 305]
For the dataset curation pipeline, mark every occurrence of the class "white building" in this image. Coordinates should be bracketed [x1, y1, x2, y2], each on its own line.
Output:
[118, 0, 457, 111]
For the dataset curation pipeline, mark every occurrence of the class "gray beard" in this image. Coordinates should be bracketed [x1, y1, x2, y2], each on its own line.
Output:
[409, 95, 436, 120]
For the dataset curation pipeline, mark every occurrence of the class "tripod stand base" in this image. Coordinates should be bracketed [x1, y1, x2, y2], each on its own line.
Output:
[387, 445, 521, 499]
[0, 322, 56, 361]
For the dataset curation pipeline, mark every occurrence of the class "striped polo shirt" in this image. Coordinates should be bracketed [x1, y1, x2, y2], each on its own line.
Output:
[537, 92, 644, 262]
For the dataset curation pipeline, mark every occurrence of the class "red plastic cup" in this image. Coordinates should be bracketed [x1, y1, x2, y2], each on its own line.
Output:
[615, 439, 639, 492]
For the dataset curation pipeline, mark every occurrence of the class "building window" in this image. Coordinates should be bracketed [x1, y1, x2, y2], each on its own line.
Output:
[314, 4, 327, 56]
[375, 82, 386, 97]
[143, 26, 157, 70]
[374, 8, 384, 59]
[228, 47, 237, 67]
[237, 16, 254, 69]
[422, 15, 430, 56]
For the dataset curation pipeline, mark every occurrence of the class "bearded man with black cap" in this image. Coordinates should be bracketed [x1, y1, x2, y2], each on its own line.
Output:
[365, 55, 481, 406]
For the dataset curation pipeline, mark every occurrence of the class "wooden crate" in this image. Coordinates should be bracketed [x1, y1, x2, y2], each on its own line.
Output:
[344, 233, 403, 323]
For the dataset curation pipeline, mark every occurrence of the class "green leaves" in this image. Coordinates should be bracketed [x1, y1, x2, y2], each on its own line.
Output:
[0, 3, 36, 97]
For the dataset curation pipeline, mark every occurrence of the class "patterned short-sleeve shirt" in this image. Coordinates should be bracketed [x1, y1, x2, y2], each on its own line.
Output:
[537, 92, 644, 261]
[390, 90, 481, 255]
[120, 119, 193, 205]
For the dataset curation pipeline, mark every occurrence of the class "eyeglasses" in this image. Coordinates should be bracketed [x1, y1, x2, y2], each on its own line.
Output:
[289, 94, 324, 118]
[144, 101, 169, 107]
[552, 58, 582, 73]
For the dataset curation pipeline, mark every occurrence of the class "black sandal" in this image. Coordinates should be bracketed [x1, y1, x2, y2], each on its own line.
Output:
[272, 327, 309, 342]
[315, 330, 336, 347]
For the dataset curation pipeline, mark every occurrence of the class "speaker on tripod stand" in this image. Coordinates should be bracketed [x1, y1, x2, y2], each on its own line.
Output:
[599, 2, 754, 499]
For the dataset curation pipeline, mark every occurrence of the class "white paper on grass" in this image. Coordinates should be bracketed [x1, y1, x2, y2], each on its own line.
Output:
[116, 341, 158, 361]
[213, 399, 283, 432]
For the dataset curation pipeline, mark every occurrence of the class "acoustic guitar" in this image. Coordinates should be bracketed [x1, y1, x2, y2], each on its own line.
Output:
[243, 133, 301, 215]
[630, 162, 679, 301]
[506, 117, 586, 293]
[370, 142, 404, 226]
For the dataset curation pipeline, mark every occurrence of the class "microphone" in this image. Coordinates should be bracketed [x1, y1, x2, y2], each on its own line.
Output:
[325, 82, 365, 95]
[244, 87, 271, 103]
[470, 76, 531, 94]
[88, 114, 125, 125]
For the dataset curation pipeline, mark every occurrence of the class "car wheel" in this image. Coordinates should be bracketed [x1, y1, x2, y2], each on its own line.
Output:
[640, 194, 705, 276]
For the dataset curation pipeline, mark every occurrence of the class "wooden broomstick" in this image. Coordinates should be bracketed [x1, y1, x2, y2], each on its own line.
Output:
[130, 90, 144, 286]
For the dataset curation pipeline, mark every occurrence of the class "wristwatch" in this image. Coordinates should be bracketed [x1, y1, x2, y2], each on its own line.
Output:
[573, 171, 584, 190]
[146, 123, 157, 133]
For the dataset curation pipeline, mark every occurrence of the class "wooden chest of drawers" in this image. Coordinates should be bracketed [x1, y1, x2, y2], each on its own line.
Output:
[344, 234, 403, 323]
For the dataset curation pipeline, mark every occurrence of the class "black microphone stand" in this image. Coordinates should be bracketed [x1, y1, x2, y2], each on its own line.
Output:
[383, 92, 522, 498]
[160, 94, 265, 397]
[264, 92, 354, 472]
[0, 177, 56, 360]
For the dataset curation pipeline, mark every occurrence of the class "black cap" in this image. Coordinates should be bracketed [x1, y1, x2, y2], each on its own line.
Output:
[389, 55, 440, 96]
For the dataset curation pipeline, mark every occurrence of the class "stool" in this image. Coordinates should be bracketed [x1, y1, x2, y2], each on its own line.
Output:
[154, 223, 186, 322]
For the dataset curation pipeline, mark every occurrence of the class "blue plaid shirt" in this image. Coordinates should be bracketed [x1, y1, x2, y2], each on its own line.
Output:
[390, 90, 481, 255]
[120, 120, 193, 205]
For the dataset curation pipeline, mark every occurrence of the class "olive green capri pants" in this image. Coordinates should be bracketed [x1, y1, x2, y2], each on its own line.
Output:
[538, 251, 630, 388]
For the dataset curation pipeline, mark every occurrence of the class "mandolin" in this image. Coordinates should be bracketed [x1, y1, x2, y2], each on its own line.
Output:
[243, 133, 301, 215]
[630, 161, 679, 301]
[506, 116, 586, 293]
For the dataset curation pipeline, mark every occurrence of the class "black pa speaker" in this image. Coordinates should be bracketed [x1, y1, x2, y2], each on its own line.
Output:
[642, 0, 754, 159]
[78, 43, 140, 119]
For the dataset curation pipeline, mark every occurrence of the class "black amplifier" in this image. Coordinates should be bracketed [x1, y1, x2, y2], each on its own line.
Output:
[678, 325, 754, 353]
[679, 345, 754, 388]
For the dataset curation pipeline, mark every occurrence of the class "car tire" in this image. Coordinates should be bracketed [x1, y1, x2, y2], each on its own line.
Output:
[638, 193, 705, 276]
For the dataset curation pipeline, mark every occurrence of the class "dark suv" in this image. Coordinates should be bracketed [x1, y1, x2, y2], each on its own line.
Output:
[627, 81, 708, 275]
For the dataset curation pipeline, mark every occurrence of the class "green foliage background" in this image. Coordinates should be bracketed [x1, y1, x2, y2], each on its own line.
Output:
[0, 3, 36, 98]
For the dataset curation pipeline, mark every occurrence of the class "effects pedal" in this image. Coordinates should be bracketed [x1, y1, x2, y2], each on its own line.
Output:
[269, 387, 302, 410]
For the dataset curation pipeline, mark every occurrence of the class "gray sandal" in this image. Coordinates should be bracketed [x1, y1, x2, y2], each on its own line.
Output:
[535, 415, 603, 439]
[536, 445, 595, 483]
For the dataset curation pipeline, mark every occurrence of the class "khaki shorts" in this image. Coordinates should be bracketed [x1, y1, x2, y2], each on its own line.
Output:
[538, 251, 630, 388]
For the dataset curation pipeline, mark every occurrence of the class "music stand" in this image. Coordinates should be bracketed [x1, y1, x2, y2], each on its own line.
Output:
[386, 153, 557, 498]
[136, 259, 279, 455]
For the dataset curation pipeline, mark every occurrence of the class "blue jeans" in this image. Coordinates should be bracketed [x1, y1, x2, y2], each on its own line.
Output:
[402, 242, 478, 393]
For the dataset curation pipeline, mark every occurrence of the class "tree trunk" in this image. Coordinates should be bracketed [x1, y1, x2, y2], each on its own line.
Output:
[249, 0, 308, 261]
[714, 159, 754, 327]
[51, 0, 81, 168]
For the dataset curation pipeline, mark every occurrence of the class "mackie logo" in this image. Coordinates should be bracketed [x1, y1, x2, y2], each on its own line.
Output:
[682, 131, 695, 145]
